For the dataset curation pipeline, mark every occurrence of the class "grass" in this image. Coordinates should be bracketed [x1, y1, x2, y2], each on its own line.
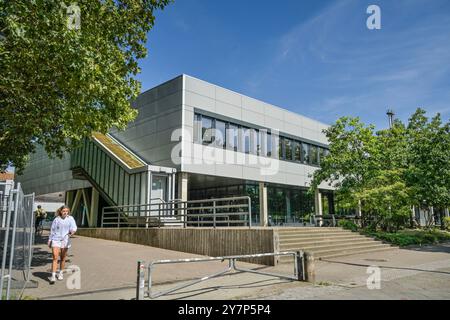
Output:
[92, 132, 145, 169]
[362, 228, 450, 247]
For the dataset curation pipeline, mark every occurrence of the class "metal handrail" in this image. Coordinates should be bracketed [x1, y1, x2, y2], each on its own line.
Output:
[102, 196, 252, 229]
[136, 251, 304, 300]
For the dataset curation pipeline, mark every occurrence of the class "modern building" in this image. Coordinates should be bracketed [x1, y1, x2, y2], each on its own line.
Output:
[17, 75, 335, 228]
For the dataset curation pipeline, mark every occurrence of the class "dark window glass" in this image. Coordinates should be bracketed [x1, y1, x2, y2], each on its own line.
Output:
[227, 123, 239, 151]
[285, 138, 292, 160]
[310, 145, 319, 165]
[215, 120, 226, 148]
[302, 143, 310, 164]
[201, 116, 213, 144]
[318, 147, 327, 165]
[279, 137, 284, 159]
[242, 127, 250, 154]
[294, 142, 301, 162]
[266, 133, 272, 157]
[255, 129, 262, 156]
[193, 114, 201, 142]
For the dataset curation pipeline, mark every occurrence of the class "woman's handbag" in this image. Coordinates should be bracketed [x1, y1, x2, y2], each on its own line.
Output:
[48, 240, 52, 248]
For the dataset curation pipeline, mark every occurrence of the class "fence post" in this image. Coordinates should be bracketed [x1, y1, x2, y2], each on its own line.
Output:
[296, 251, 305, 281]
[304, 251, 316, 283]
[136, 260, 146, 300]
[248, 197, 252, 228]
[213, 200, 216, 228]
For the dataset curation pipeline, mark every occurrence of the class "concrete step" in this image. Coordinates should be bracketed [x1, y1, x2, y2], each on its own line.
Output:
[277, 228, 349, 234]
[279, 238, 378, 249]
[278, 243, 394, 262]
[280, 240, 386, 252]
[279, 235, 371, 244]
[275, 227, 345, 231]
[317, 246, 397, 260]
[278, 232, 356, 239]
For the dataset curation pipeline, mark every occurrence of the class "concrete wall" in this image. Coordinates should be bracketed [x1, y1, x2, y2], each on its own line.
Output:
[181, 75, 332, 190]
[77, 227, 277, 265]
[110, 76, 183, 169]
[17, 146, 90, 196]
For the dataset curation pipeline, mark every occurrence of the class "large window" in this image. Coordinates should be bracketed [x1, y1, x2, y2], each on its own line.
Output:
[310, 145, 319, 165]
[227, 123, 239, 151]
[294, 142, 301, 162]
[242, 127, 251, 154]
[201, 116, 213, 144]
[193, 114, 201, 142]
[266, 133, 272, 157]
[302, 143, 310, 164]
[284, 138, 292, 161]
[215, 119, 226, 148]
[193, 112, 327, 166]
[278, 137, 284, 159]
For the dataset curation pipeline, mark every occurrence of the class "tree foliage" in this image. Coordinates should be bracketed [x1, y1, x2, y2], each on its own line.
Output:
[0, 0, 171, 173]
[311, 108, 450, 231]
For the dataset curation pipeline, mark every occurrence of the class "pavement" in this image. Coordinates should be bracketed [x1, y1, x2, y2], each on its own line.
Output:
[24, 231, 450, 300]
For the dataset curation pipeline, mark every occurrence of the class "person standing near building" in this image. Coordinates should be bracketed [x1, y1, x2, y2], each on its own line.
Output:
[34, 205, 47, 233]
[47, 205, 77, 284]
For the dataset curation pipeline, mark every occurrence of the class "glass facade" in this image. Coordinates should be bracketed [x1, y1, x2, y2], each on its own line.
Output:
[189, 181, 333, 226]
[193, 113, 328, 167]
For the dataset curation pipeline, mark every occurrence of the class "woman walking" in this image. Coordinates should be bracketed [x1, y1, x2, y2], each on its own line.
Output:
[47, 205, 77, 284]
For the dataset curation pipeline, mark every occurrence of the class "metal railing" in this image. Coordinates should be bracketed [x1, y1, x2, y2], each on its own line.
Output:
[102, 196, 252, 228]
[0, 182, 35, 300]
[136, 251, 304, 300]
[311, 214, 365, 227]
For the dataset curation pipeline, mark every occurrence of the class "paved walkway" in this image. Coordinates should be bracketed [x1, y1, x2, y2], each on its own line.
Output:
[24, 232, 450, 300]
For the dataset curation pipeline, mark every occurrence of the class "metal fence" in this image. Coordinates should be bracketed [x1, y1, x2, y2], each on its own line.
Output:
[0, 182, 35, 300]
[136, 251, 304, 300]
[102, 196, 252, 228]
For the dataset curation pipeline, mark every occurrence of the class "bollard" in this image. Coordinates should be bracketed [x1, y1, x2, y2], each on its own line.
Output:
[296, 251, 305, 281]
[304, 252, 316, 283]
[136, 260, 145, 300]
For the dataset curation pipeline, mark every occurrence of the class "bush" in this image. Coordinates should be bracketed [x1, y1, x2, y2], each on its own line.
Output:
[443, 217, 450, 231]
[338, 219, 358, 232]
[363, 229, 450, 247]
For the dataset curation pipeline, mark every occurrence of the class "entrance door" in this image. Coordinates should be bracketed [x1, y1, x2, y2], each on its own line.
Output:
[151, 175, 168, 217]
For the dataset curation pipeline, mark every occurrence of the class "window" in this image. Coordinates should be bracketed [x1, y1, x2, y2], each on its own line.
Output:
[201, 116, 213, 144]
[284, 138, 292, 161]
[242, 127, 251, 154]
[318, 147, 327, 165]
[254, 129, 262, 156]
[193, 114, 201, 142]
[310, 145, 319, 165]
[215, 119, 226, 148]
[227, 123, 239, 151]
[279, 137, 284, 159]
[266, 133, 272, 157]
[302, 143, 310, 164]
[294, 142, 301, 162]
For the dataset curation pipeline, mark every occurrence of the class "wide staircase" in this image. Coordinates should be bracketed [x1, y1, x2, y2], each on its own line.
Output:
[277, 227, 396, 262]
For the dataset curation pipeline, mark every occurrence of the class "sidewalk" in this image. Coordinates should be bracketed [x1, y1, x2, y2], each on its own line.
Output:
[24, 232, 299, 300]
[24, 232, 450, 300]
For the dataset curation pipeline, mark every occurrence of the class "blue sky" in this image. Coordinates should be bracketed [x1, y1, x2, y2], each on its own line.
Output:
[138, 0, 450, 129]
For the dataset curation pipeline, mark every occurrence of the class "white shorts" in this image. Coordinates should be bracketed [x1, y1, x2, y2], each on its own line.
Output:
[51, 239, 71, 249]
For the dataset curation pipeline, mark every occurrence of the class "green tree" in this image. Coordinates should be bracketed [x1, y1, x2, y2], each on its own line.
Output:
[311, 117, 412, 231]
[406, 109, 450, 228]
[310, 116, 379, 211]
[0, 0, 171, 173]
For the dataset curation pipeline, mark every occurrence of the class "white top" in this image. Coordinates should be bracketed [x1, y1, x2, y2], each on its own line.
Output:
[49, 216, 77, 242]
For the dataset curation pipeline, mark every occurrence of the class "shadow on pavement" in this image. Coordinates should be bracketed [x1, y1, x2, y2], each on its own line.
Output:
[401, 242, 450, 254]
[319, 259, 450, 276]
